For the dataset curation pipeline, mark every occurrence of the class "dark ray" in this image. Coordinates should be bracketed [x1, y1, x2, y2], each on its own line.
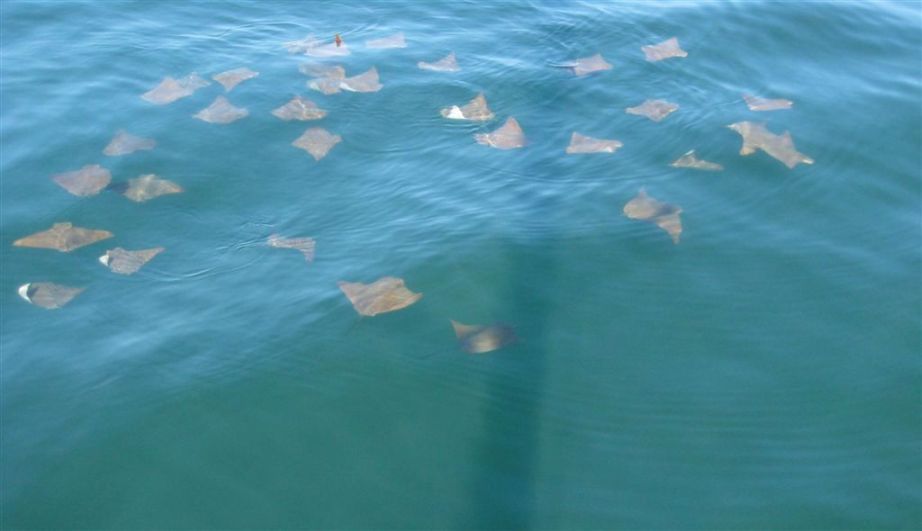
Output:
[14, 222, 113, 252]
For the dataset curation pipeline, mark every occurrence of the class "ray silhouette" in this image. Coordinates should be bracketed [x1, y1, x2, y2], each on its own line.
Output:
[268, 234, 316, 262]
[340, 67, 382, 93]
[292, 127, 341, 161]
[440, 93, 494, 121]
[418, 52, 460, 72]
[305, 65, 346, 95]
[642, 37, 687, 61]
[566, 132, 622, 154]
[18, 282, 84, 309]
[213, 67, 259, 92]
[194, 96, 248, 124]
[338, 277, 422, 317]
[564, 53, 612, 76]
[450, 320, 516, 354]
[120, 174, 183, 202]
[272, 96, 328, 121]
[103, 130, 156, 156]
[52, 164, 111, 196]
[99, 247, 164, 275]
[141, 73, 209, 105]
[474, 117, 525, 149]
[743, 94, 794, 112]
[626, 99, 679, 122]
[623, 189, 682, 244]
[728, 121, 814, 169]
[366, 32, 406, 49]
[670, 150, 723, 171]
[304, 35, 351, 57]
[14, 222, 113, 252]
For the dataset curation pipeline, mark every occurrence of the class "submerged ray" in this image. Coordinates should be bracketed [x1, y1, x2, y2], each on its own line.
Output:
[14, 222, 113, 252]
[418, 52, 460, 72]
[268, 234, 316, 262]
[141, 73, 209, 104]
[306, 66, 346, 95]
[213, 67, 259, 92]
[340, 67, 382, 93]
[474, 117, 526, 149]
[299, 64, 347, 79]
[366, 32, 406, 49]
[727, 121, 814, 169]
[284, 35, 318, 54]
[450, 320, 516, 354]
[292, 127, 341, 161]
[440, 93, 494, 121]
[626, 99, 679, 122]
[743, 94, 794, 112]
[641, 37, 687, 61]
[566, 53, 612, 76]
[338, 277, 422, 317]
[18, 282, 84, 309]
[623, 189, 683, 244]
[99, 247, 164, 275]
[305, 36, 350, 57]
[52, 164, 111, 196]
[566, 132, 622, 154]
[670, 150, 723, 171]
[193, 96, 248, 124]
[103, 130, 156, 156]
[272, 96, 328, 121]
[120, 174, 183, 202]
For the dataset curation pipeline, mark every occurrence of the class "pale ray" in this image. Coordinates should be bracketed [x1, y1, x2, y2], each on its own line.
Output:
[120, 174, 183, 202]
[292, 127, 342, 161]
[271, 96, 328, 121]
[566, 132, 622, 154]
[625, 99, 679, 122]
[18, 282, 84, 309]
[418, 52, 460, 72]
[450, 320, 516, 354]
[641, 37, 687, 62]
[440, 93, 494, 121]
[475, 117, 526, 149]
[670, 150, 723, 171]
[365, 32, 406, 49]
[14, 222, 113, 252]
[743, 94, 794, 112]
[103, 130, 156, 156]
[193, 96, 248, 124]
[141, 73, 209, 105]
[299, 63, 346, 79]
[338, 277, 422, 317]
[284, 35, 318, 54]
[340, 67, 382, 93]
[99, 247, 164, 275]
[52, 164, 111, 196]
[303, 35, 350, 57]
[727, 121, 814, 169]
[267, 234, 316, 262]
[212, 67, 259, 92]
[623, 189, 683, 244]
[566, 53, 612, 76]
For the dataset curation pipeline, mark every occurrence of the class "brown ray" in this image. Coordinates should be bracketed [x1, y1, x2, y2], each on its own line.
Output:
[267, 234, 316, 263]
[52, 164, 111, 196]
[340, 67, 382, 93]
[450, 320, 516, 354]
[365, 32, 406, 49]
[141, 73, 209, 105]
[272, 96, 328, 121]
[14, 222, 113, 252]
[121, 174, 183, 202]
[418, 52, 460, 72]
[743, 94, 794, 112]
[670, 150, 723, 171]
[212, 67, 259, 92]
[566, 132, 622, 154]
[18, 282, 84, 309]
[474, 117, 526, 149]
[727, 121, 814, 169]
[99, 247, 164, 275]
[641, 37, 687, 62]
[103, 130, 156, 156]
[626, 99, 679, 122]
[623, 189, 682, 244]
[338, 277, 422, 317]
[292, 127, 341, 161]
[568, 53, 612, 76]
[440, 93, 494, 121]
[193, 96, 248, 124]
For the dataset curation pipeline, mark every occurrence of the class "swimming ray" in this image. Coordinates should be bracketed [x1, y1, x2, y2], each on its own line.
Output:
[623, 189, 683, 244]
[440, 93, 494, 121]
[18, 282, 84, 309]
[284, 36, 318, 54]
[338, 277, 423, 317]
[418, 52, 460, 72]
[305, 65, 346, 95]
[641, 37, 687, 61]
[52, 164, 111, 196]
[670, 150, 723, 171]
[743, 94, 794, 112]
[303, 35, 350, 57]
[566, 132, 622, 154]
[103, 130, 156, 156]
[193, 96, 248, 124]
[474, 117, 525, 149]
[565, 53, 612, 76]
[212, 67, 259, 92]
[141, 73, 209, 105]
[626, 99, 679, 122]
[14, 222, 113, 252]
[99, 247, 164, 275]
[450, 320, 516, 354]
[120, 174, 183, 202]
[292, 127, 341, 161]
[267, 234, 316, 262]
[340, 67, 382, 93]
[271, 96, 328, 121]
[366, 32, 406, 49]
[727, 121, 814, 169]
[299, 64, 347, 79]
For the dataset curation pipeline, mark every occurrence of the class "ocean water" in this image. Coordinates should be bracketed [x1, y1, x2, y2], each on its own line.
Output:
[1, 0, 920, 528]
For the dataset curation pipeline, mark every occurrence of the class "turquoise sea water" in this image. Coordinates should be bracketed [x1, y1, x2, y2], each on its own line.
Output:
[2, 1, 920, 528]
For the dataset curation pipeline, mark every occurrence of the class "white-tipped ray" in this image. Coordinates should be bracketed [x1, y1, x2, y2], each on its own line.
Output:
[99, 247, 164, 275]
[440, 93, 494, 121]
[474, 117, 526, 149]
[18, 282, 84, 309]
